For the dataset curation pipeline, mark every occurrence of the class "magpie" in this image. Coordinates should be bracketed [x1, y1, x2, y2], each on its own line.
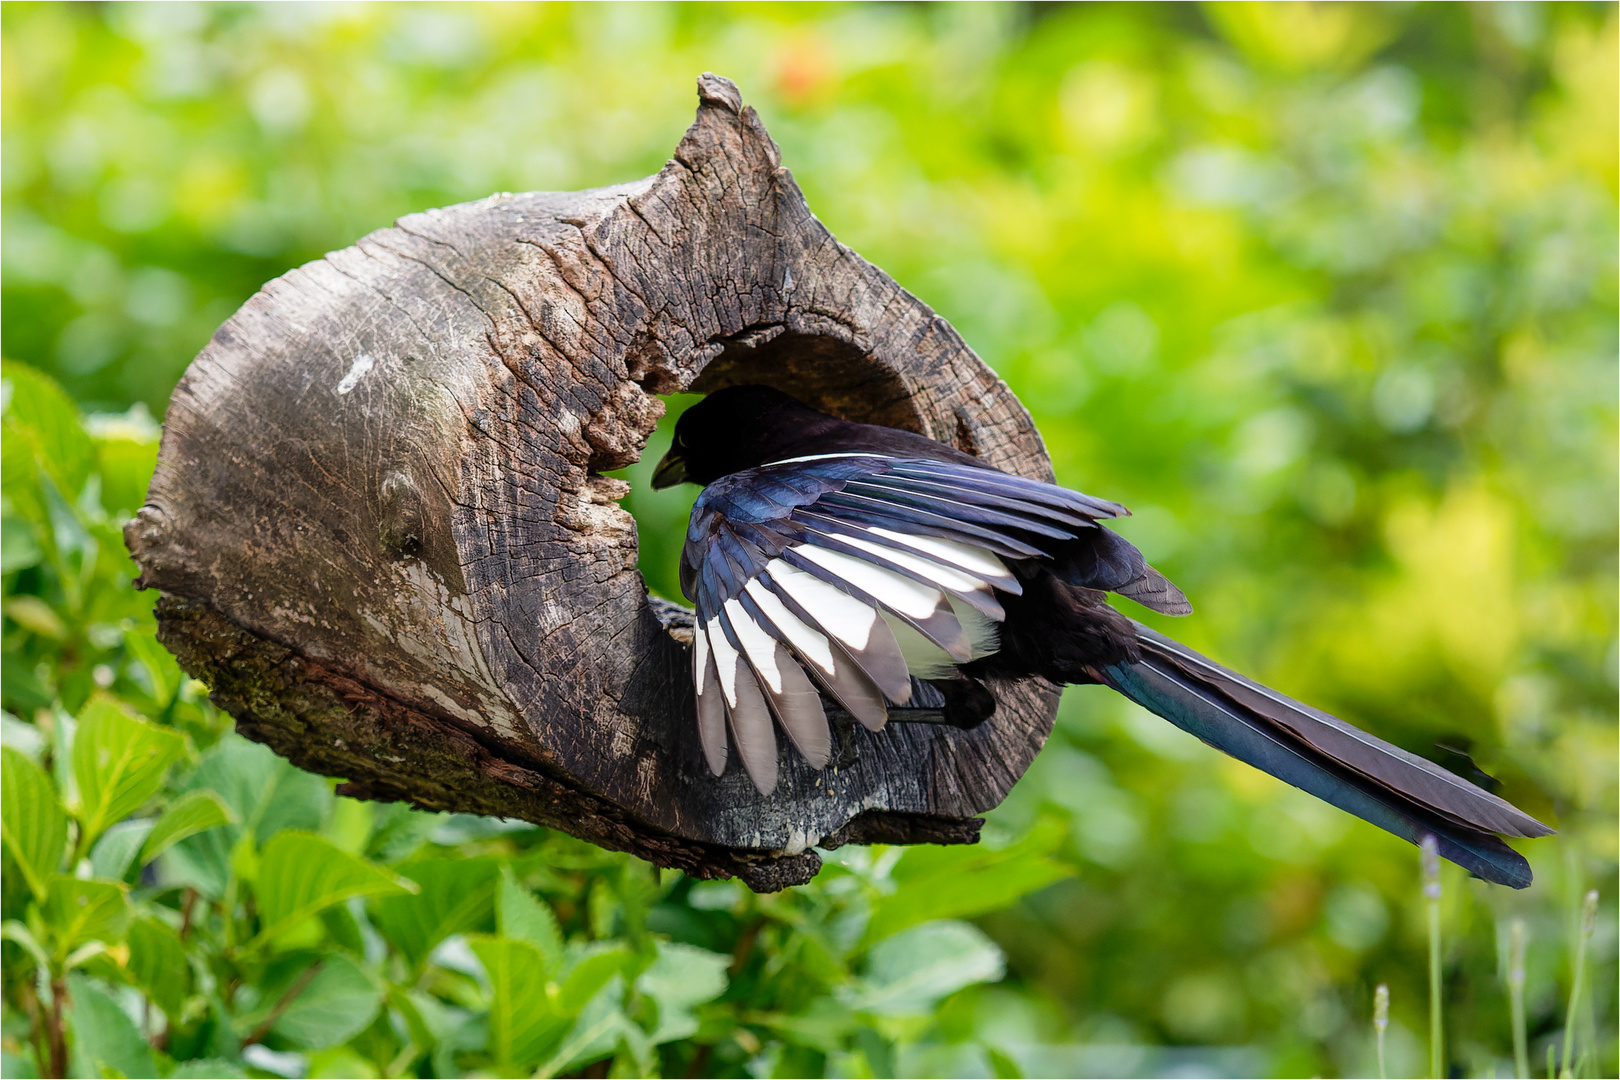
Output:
[650, 385, 1551, 887]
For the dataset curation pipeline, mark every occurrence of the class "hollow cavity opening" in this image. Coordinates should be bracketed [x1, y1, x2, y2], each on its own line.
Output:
[611, 329, 920, 607]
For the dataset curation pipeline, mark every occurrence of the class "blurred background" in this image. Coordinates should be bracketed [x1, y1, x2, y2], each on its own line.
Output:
[2, 3, 1615, 1078]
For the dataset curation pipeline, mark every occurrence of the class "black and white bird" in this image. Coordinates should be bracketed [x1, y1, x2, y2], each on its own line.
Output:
[650, 385, 1551, 887]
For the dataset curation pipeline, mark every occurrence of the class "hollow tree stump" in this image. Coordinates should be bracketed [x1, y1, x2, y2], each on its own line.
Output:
[126, 74, 1061, 891]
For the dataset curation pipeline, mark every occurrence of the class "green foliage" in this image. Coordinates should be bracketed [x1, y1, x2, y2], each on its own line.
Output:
[2, 748, 67, 900]
[2, 4, 1615, 1078]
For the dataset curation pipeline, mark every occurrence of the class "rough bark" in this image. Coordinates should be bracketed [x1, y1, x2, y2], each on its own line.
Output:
[127, 74, 1060, 890]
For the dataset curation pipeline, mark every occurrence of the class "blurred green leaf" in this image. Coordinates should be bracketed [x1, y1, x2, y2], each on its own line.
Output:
[636, 940, 729, 1044]
[138, 789, 233, 866]
[538, 977, 637, 1080]
[92, 430, 159, 519]
[557, 945, 634, 1015]
[370, 855, 502, 968]
[844, 920, 1006, 1016]
[496, 864, 564, 974]
[1, 745, 66, 900]
[88, 817, 153, 881]
[467, 935, 568, 1068]
[252, 831, 414, 947]
[268, 954, 383, 1050]
[72, 693, 185, 853]
[0, 360, 92, 500]
[0, 516, 43, 574]
[164, 734, 331, 898]
[44, 877, 129, 962]
[3, 596, 64, 640]
[865, 819, 1074, 944]
[65, 972, 156, 1080]
[126, 915, 188, 1018]
[169, 1060, 249, 1079]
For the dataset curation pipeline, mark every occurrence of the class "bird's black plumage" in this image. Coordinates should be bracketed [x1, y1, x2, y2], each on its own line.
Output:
[652, 385, 1552, 887]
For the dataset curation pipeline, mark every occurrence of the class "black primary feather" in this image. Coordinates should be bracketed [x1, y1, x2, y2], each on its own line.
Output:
[655, 386, 1551, 886]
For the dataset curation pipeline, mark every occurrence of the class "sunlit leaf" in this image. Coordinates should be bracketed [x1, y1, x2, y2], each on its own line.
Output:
[496, 865, 564, 975]
[467, 935, 568, 1067]
[44, 877, 129, 962]
[537, 977, 636, 1080]
[126, 916, 188, 1018]
[88, 818, 153, 881]
[138, 789, 234, 866]
[370, 855, 501, 967]
[268, 954, 383, 1050]
[865, 817, 1075, 944]
[65, 972, 156, 1080]
[0, 360, 93, 499]
[1, 746, 66, 900]
[164, 735, 332, 899]
[251, 831, 414, 947]
[71, 693, 185, 852]
[0, 514, 43, 574]
[843, 920, 1005, 1016]
[556, 945, 633, 1015]
[637, 941, 729, 1044]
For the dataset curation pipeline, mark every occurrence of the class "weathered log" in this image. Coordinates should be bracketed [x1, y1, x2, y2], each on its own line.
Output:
[126, 74, 1061, 891]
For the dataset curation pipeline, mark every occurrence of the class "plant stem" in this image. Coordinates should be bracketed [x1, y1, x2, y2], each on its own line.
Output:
[1423, 835, 1444, 1079]
[1374, 983, 1390, 1079]
[1509, 919, 1529, 1080]
[241, 960, 324, 1048]
[45, 973, 68, 1080]
[1558, 890, 1599, 1080]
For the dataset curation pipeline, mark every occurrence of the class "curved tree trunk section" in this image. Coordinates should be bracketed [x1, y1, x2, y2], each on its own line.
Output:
[127, 74, 1061, 891]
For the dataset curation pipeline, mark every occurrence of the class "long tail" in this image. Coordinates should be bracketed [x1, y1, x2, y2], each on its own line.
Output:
[1095, 623, 1553, 888]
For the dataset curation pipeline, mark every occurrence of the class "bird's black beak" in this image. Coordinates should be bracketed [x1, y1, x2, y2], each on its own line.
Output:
[650, 450, 688, 490]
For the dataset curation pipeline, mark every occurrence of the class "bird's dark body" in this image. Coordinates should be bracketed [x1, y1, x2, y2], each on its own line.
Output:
[654, 385, 1551, 887]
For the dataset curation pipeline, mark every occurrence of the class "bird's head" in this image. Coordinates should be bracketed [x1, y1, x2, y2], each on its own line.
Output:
[651, 385, 839, 488]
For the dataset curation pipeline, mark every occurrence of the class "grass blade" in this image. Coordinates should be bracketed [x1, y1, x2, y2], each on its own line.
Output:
[1558, 890, 1599, 1079]
[1510, 919, 1529, 1080]
[1423, 835, 1444, 1079]
[1374, 982, 1389, 1080]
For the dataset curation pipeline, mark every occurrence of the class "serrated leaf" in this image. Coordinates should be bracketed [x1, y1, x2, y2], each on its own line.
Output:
[864, 818, 1074, 944]
[65, 972, 156, 1080]
[557, 946, 632, 1015]
[162, 735, 331, 899]
[537, 976, 635, 1080]
[1, 361, 93, 499]
[138, 789, 233, 866]
[251, 831, 413, 947]
[496, 865, 563, 974]
[44, 877, 129, 963]
[126, 916, 188, 1018]
[468, 935, 568, 1067]
[1, 746, 67, 900]
[637, 941, 729, 1044]
[370, 856, 501, 967]
[267, 954, 383, 1050]
[72, 694, 185, 853]
[844, 920, 1005, 1016]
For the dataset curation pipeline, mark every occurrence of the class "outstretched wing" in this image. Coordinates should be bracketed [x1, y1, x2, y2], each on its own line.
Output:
[682, 454, 1131, 794]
